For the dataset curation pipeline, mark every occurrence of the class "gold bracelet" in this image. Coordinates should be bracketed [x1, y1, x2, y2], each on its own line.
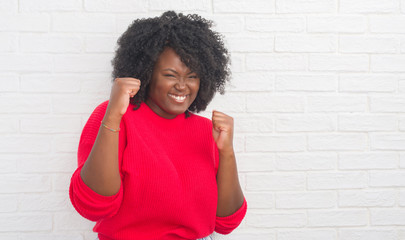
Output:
[100, 121, 120, 132]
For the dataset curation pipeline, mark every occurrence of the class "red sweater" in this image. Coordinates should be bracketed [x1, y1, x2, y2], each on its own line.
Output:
[69, 101, 247, 240]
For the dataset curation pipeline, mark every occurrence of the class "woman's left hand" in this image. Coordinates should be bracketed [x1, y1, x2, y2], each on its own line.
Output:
[212, 110, 234, 153]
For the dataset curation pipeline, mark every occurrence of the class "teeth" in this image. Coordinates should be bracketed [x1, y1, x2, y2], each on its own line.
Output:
[169, 94, 187, 101]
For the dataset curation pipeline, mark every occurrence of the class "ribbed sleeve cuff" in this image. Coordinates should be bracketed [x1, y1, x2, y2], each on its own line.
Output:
[69, 167, 123, 221]
[215, 198, 247, 235]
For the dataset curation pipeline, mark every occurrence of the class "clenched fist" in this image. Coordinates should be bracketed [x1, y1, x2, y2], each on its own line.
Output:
[105, 77, 141, 122]
[212, 110, 234, 153]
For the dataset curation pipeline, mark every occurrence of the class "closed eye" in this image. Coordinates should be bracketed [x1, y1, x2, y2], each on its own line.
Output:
[164, 74, 176, 78]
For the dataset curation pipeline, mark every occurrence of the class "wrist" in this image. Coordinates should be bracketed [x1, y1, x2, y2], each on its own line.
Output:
[218, 146, 235, 156]
[103, 111, 122, 129]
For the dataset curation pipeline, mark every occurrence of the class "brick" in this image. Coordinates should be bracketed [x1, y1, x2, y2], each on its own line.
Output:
[53, 13, 115, 33]
[307, 96, 367, 112]
[246, 135, 306, 152]
[210, 16, 244, 33]
[371, 209, 405, 225]
[370, 16, 405, 33]
[276, 152, 337, 171]
[20, 192, 71, 211]
[0, 155, 17, 173]
[0, 0, 17, 12]
[308, 172, 367, 190]
[54, 54, 113, 73]
[339, 152, 398, 170]
[400, 190, 405, 206]
[369, 171, 405, 187]
[340, 229, 396, 240]
[310, 54, 369, 72]
[20, 233, 83, 240]
[226, 230, 275, 240]
[308, 210, 368, 227]
[0, 14, 49, 32]
[276, 191, 336, 209]
[0, 117, 18, 133]
[0, 54, 53, 72]
[237, 153, 274, 172]
[0, 195, 18, 212]
[0, 213, 52, 231]
[21, 116, 82, 133]
[52, 173, 71, 192]
[246, 173, 306, 191]
[0, 235, 18, 240]
[0, 174, 50, 193]
[214, 0, 275, 13]
[247, 54, 307, 71]
[339, 190, 395, 207]
[308, 16, 366, 33]
[115, 14, 150, 34]
[278, 230, 336, 240]
[80, 74, 112, 95]
[246, 17, 305, 32]
[309, 134, 365, 151]
[230, 72, 274, 92]
[340, 0, 399, 13]
[244, 191, 274, 209]
[371, 134, 405, 150]
[229, 53, 245, 72]
[0, 94, 51, 113]
[20, 0, 82, 12]
[52, 135, 81, 153]
[339, 35, 398, 53]
[18, 153, 77, 173]
[227, 36, 274, 53]
[339, 74, 397, 92]
[276, 0, 336, 13]
[0, 33, 18, 52]
[0, 136, 51, 153]
[85, 35, 118, 53]
[85, 0, 147, 12]
[371, 97, 405, 113]
[371, 55, 405, 72]
[276, 114, 336, 132]
[20, 34, 82, 53]
[246, 210, 306, 227]
[401, 153, 405, 168]
[339, 114, 397, 131]
[150, 0, 208, 11]
[205, 93, 246, 112]
[52, 96, 107, 114]
[276, 74, 337, 92]
[21, 74, 81, 93]
[54, 212, 95, 230]
[275, 34, 336, 52]
[234, 114, 273, 133]
[247, 94, 305, 112]
[401, 37, 405, 52]
[0, 74, 19, 92]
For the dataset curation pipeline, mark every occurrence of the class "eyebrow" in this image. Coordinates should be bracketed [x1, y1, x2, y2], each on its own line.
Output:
[162, 68, 195, 75]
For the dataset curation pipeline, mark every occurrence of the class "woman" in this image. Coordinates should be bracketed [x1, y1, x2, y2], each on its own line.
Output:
[69, 11, 247, 240]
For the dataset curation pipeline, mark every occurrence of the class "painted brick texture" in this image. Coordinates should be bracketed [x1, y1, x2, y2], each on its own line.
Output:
[0, 1, 404, 239]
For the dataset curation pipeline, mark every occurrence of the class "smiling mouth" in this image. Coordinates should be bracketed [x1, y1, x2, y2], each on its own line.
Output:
[168, 94, 188, 102]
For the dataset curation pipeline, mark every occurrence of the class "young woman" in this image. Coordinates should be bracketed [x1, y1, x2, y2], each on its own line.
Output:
[69, 11, 247, 240]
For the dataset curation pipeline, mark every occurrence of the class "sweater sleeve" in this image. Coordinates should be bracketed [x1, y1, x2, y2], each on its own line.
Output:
[213, 137, 248, 235]
[69, 101, 125, 222]
[215, 198, 247, 234]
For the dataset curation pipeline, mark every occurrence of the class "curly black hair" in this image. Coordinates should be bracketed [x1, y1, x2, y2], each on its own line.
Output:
[111, 11, 230, 113]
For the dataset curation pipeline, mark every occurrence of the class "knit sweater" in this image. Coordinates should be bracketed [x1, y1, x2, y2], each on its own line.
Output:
[69, 101, 247, 240]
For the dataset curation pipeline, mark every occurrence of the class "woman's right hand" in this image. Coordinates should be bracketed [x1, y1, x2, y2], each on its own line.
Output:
[105, 77, 141, 121]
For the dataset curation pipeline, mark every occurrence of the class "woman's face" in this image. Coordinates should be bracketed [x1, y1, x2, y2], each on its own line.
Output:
[146, 47, 200, 119]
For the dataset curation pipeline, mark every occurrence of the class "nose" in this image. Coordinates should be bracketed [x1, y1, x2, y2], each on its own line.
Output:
[175, 77, 186, 90]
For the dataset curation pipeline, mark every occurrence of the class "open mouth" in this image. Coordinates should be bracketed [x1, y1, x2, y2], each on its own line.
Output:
[168, 94, 188, 103]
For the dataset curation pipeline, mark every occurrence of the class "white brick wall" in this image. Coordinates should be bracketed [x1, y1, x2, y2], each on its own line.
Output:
[1, 1, 405, 239]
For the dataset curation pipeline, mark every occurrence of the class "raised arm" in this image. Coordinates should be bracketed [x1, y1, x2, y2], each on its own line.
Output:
[80, 77, 141, 196]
